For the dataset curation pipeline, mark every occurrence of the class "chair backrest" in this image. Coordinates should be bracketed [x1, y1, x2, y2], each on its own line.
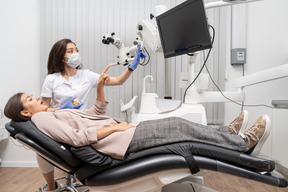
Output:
[5, 120, 83, 169]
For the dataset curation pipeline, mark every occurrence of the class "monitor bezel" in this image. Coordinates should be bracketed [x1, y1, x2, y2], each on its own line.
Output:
[156, 0, 212, 58]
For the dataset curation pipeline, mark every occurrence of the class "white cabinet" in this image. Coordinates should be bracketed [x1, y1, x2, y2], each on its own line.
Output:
[271, 109, 288, 168]
[0, 108, 8, 142]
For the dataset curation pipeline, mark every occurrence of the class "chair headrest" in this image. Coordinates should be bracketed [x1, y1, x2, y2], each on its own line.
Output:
[5, 122, 18, 138]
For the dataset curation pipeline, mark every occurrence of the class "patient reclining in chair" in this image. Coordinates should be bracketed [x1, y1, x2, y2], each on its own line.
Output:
[3, 91, 270, 159]
[3, 66, 273, 192]
[4, 65, 271, 161]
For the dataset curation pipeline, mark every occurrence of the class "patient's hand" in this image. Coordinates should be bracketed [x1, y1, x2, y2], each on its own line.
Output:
[97, 65, 111, 89]
[97, 122, 134, 141]
[116, 122, 133, 131]
[97, 65, 110, 103]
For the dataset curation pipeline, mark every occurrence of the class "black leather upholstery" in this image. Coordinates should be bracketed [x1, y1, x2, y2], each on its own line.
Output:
[5, 121, 288, 188]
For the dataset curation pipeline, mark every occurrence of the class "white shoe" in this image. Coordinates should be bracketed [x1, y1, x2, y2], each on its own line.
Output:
[240, 115, 271, 156]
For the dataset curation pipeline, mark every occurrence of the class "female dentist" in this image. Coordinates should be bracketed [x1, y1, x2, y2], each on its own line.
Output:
[39, 38, 146, 192]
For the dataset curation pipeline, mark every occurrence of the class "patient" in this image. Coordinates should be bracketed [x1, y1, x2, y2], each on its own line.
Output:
[4, 65, 270, 161]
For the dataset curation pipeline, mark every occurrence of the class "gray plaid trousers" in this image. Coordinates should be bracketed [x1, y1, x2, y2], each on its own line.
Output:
[127, 117, 247, 153]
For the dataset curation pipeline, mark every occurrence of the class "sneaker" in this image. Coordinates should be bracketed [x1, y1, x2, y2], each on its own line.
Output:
[228, 110, 248, 135]
[240, 115, 271, 156]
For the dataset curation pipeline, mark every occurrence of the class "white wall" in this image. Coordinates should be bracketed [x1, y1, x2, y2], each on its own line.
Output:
[38, 0, 225, 122]
[1, 0, 288, 167]
[0, 0, 40, 166]
[224, 0, 288, 157]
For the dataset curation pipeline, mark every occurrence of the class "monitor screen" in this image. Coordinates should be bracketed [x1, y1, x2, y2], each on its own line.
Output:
[156, 0, 212, 58]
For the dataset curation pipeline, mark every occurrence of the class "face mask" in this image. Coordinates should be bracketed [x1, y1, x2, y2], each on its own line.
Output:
[66, 53, 82, 68]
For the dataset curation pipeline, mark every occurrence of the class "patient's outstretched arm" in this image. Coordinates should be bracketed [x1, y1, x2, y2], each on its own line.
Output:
[96, 65, 111, 103]
[84, 65, 111, 116]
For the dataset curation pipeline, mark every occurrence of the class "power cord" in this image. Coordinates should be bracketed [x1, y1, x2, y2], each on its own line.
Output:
[183, 24, 215, 103]
[139, 47, 150, 66]
[201, 27, 287, 110]
[8, 136, 31, 150]
[204, 63, 288, 109]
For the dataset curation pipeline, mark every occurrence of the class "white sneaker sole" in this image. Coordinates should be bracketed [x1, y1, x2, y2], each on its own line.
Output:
[250, 115, 271, 156]
[238, 110, 249, 135]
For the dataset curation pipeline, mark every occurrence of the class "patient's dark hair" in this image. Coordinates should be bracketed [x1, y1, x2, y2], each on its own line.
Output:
[4, 92, 31, 122]
[47, 38, 81, 74]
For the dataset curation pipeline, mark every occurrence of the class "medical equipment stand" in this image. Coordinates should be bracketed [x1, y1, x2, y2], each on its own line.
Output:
[131, 54, 207, 125]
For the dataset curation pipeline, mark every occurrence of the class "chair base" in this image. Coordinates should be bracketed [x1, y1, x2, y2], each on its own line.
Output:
[37, 169, 208, 192]
[88, 169, 206, 192]
[37, 174, 89, 192]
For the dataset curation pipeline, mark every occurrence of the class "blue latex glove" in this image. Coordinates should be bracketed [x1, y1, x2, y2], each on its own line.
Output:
[128, 44, 147, 71]
[60, 97, 83, 109]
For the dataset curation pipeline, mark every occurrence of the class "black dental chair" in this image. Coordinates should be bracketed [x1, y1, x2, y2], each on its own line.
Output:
[5, 120, 288, 192]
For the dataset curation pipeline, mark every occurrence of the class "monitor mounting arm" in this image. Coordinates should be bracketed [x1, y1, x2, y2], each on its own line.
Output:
[205, 0, 263, 10]
[102, 0, 267, 104]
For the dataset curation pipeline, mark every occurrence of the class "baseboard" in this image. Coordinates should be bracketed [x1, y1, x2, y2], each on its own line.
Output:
[0, 160, 38, 167]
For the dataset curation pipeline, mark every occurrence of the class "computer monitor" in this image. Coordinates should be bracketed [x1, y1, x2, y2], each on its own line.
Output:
[156, 0, 212, 58]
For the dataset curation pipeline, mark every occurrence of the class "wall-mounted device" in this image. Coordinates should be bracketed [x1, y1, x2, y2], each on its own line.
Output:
[231, 48, 246, 65]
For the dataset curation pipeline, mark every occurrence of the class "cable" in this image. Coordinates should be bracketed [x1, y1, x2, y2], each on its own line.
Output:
[205, 64, 287, 109]
[201, 32, 286, 110]
[9, 137, 31, 150]
[183, 24, 215, 103]
[139, 47, 150, 66]
[0, 127, 30, 150]
[241, 64, 245, 110]
[184, 24, 284, 110]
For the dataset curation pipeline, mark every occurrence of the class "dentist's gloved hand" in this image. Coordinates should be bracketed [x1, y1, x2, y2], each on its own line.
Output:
[128, 44, 147, 71]
[60, 97, 84, 109]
